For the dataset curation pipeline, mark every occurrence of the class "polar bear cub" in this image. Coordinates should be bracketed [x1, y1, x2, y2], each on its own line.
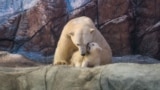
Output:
[71, 42, 102, 67]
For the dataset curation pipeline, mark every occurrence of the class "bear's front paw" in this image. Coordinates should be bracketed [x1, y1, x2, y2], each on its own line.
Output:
[54, 61, 68, 65]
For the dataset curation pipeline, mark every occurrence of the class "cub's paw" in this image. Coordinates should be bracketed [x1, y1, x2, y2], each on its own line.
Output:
[54, 61, 68, 65]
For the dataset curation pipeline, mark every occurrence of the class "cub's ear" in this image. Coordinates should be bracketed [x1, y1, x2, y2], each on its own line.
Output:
[68, 32, 74, 36]
[90, 28, 95, 33]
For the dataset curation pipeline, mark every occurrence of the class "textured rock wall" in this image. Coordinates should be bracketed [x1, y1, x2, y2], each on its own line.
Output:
[130, 0, 160, 59]
[0, 0, 159, 63]
[0, 63, 160, 90]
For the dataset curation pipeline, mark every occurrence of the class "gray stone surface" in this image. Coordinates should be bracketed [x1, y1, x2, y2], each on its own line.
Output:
[0, 63, 160, 90]
[101, 64, 160, 90]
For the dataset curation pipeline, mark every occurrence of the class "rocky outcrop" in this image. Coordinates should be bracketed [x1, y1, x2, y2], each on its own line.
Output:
[0, 51, 42, 67]
[0, 0, 160, 63]
[0, 63, 160, 90]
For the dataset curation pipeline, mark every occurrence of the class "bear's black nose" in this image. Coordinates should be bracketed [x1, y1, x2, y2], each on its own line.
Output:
[81, 54, 85, 56]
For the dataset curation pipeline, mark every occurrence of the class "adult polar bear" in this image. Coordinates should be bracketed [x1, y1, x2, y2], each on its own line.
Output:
[53, 16, 112, 65]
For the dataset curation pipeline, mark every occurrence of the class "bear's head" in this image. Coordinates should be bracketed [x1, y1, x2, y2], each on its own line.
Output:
[87, 42, 102, 54]
[68, 25, 95, 56]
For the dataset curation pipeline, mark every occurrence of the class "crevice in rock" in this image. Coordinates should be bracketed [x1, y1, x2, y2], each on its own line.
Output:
[0, 38, 14, 42]
[11, 14, 22, 53]
[44, 66, 49, 90]
[52, 67, 60, 90]
[129, 0, 144, 54]
[95, 0, 99, 29]
[99, 66, 107, 90]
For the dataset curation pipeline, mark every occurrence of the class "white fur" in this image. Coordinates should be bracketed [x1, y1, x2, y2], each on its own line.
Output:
[71, 42, 102, 67]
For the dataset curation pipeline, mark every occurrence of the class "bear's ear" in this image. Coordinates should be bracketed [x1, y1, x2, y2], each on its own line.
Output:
[90, 28, 95, 33]
[68, 32, 74, 36]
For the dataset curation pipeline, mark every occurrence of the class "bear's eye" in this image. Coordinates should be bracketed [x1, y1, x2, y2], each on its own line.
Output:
[77, 44, 80, 46]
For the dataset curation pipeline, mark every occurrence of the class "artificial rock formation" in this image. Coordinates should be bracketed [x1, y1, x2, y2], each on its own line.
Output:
[0, 63, 160, 90]
[0, 0, 160, 63]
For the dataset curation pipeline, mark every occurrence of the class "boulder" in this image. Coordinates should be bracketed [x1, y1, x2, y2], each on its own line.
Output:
[0, 0, 160, 63]
[0, 63, 160, 90]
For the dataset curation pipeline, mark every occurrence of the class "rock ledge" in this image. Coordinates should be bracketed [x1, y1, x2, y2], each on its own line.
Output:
[0, 63, 160, 90]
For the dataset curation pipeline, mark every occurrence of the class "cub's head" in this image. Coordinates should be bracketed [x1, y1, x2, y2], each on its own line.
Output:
[87, 42, 102, 54]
